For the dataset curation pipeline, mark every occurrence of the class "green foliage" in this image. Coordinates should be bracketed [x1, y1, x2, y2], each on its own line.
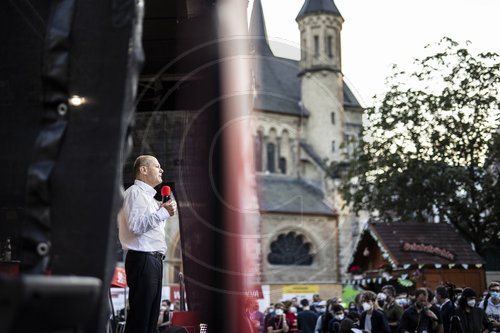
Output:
[337, 38, 500, 257]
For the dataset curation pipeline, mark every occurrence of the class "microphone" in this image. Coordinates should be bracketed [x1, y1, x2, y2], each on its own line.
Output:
[161, 186, 171, 203]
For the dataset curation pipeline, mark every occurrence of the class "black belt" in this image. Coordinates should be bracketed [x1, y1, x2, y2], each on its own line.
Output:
[128, 250, 165, 261]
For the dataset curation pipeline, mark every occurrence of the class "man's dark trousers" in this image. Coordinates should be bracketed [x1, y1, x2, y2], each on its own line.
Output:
[125, 251, 163, 333]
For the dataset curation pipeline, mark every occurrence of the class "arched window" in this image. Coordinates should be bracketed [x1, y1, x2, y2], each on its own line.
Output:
[254, 132, 262, 171]
[268, 232, 313, 265]
[267, 143, 275, 173]
[314, 35, 319, 58]
[302, 38, 307, 60]
[280, 130, 290, 175]
[327, 36, 333, 58]
[279, 157, 286, 174]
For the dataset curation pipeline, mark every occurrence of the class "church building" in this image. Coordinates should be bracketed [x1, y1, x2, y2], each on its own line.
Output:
[249, 0, 364, 283]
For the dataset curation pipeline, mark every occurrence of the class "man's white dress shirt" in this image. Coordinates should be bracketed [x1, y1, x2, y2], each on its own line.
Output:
[118, 180, 169, 253]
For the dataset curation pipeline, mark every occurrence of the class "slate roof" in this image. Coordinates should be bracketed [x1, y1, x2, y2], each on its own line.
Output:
[253, 56, 305, 116]
[343, 81, 362, 108]
[257, 176, 337, 215]
[367, 222, 485, 265]
[249, 0, 361, 114]
[253, 56, 361, 115]
[249, 0, 273, 57]
[296, 0, 342, 20]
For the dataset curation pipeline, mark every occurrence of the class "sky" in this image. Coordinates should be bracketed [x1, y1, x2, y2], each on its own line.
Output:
[248, 0, 500, 107]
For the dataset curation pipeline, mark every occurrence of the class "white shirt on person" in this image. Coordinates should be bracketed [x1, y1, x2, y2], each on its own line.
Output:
[118, 180, 169, 253]
[364, 313, 372, 332]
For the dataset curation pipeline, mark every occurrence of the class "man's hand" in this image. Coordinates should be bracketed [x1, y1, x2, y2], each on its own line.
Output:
[161, 198, 177, 216]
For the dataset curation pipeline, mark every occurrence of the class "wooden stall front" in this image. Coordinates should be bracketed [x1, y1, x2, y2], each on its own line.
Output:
[345, 222, 486, 294]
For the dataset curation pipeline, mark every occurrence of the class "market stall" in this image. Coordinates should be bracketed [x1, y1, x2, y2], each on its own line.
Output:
[345, 222, 486, 293]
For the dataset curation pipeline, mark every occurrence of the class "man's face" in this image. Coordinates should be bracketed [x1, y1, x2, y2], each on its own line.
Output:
[490, 286, 500, 304]
[143, 157, 163, 187]
[382, 289, 393, 301]
[434, 291, 442, 304]
[415, 294, 427, 309]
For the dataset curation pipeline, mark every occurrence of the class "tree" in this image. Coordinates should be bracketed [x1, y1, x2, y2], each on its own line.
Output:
[337, 38, 500, 258]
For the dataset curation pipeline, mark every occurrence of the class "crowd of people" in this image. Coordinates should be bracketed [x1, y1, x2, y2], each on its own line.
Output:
[245, 282, 500, 333]
[115, 299, 181, 333]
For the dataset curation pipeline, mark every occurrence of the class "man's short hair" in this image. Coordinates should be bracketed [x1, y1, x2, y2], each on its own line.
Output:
[426, 288, 434, 302]
[300, 299, 309, 307]
[489, 282, 500, 291]
[133, 155, 153, 178]
[382, 285, 396, 297]
[415, 288, 428, 299]
[332, 304, 344, 313]
[435, 286, 449, 299]
[362, 291, 376, 302]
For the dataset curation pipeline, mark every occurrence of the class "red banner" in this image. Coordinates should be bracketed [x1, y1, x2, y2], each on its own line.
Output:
[111, 267, 127, 288]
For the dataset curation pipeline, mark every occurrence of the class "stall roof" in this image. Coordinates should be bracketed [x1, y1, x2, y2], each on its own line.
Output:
[352, 222, 485, 267]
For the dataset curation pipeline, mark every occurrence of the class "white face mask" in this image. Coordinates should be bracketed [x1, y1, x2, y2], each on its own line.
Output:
[362, 302, 372, 311]
[467, 299, 476, 308]
[290, 306, 297, 314]
[317, 307, 326, 313]
[160, 306, 167, 311]
[334, 314, 345, 321]
[275, 309, 284, 316]
[433, 297, 438, 304]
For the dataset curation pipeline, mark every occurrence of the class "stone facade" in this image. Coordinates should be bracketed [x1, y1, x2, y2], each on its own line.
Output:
[260, 212, 338, 283]
[251, 0, 364, 283]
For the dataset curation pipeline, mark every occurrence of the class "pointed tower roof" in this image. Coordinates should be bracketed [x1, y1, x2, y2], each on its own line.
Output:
[249, 0, 273, 56]
[296, 0, 342, 20]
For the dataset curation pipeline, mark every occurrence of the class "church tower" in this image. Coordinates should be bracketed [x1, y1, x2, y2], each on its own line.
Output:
[296, 0, 345, 163]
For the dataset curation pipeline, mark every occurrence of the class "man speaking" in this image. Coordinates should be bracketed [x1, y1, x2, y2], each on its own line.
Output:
[118, 155, 177, 333]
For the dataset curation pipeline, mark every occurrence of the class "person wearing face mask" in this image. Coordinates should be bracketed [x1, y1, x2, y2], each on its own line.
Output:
[284, 301, 299, 333]
[381, 285, 403, 333]
[377, 293, 387, 309]
[456, 287, 491, 333]
[327, 304, 346, 333]
[479, 282, 500, 333]
[267, 303, 290, 333]
[399, 288, 438, 333]
[157, 299, 171, 332]
[348, 301, 359, 314]
[314, 300, 328, 333]
[398, 298, 409, 309]
[359, 291, 390, 333]
[311, 294, 322, 313]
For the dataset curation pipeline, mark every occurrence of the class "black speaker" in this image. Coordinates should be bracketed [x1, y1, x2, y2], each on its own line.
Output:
[0, 275, 101, 332]
[0, 0, 143, 331]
